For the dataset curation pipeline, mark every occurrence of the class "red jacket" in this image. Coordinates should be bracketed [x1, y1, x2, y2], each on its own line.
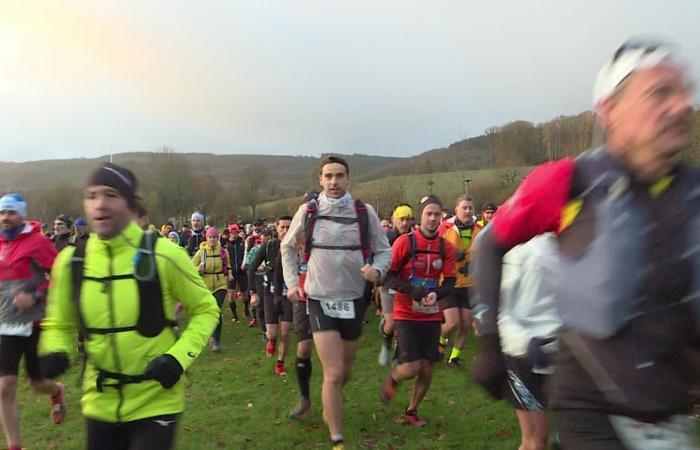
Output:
[0, 221, 57, 326]
[389, 229, 456, 322]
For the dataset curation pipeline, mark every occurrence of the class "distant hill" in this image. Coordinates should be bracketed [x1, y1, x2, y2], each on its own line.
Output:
[0, 152, 402, 194]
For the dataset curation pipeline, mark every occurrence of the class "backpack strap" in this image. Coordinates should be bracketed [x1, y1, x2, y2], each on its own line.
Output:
[354, 199, 371, 263]
[303, 200, 319, 263]
[439, 235, 446, 261]
[70, 239, 89, 339]
[135, 230, 172, 337]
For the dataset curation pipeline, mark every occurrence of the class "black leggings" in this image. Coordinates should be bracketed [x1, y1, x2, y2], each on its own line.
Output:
[86, 414, 178, 450]
[212, 289, 227, 343]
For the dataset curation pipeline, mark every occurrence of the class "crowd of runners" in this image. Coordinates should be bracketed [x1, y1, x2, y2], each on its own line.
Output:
[0, 37, 697, 450]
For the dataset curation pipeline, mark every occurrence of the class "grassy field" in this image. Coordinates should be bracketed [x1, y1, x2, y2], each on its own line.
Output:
[17, 304, 524, 450]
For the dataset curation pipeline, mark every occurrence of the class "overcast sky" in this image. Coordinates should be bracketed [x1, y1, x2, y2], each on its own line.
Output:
[0, 0, 698, 162]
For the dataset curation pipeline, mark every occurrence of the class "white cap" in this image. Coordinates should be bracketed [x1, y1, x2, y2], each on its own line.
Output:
[592, 40, 675, 110]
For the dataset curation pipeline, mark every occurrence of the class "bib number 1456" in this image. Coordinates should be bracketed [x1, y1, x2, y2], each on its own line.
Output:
[320, 301, 355, 319]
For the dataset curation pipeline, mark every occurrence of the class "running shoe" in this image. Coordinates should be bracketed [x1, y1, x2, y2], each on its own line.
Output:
[211, 340, 221, 352]
[447, 357, 461, 368]
[274, 361, 287, 376]
[404, 409, 426, 427]
[379, 374, 396, 405]
[248, 318, 258, 328]
[51, 383, 66, 424]
[288, 399, 311, 420]
[265, 339, 276, 357]
[331, 440, 345, 450]
[378, 342, 392, 367]
[231, 317, 239, 323]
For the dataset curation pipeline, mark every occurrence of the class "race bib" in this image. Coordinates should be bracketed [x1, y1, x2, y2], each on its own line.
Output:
[412, 300, 439, 315]
[0, 322, 33, 337]
[320, 300, 355, 319]
[409, 277, 438, 289]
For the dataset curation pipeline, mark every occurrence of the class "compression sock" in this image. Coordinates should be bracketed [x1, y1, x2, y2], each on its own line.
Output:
[296, 357, 312, 400]
[439, 336, 448, 346]
[449, 347, 462, 361]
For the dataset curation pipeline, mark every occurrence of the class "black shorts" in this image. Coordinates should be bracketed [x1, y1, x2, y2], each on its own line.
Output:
[307, 298, 366, 342]
[264, 293, 293, 324]
[395, 320, 441, 364]
[86, 414, 179, 450]
[293, 301, 312, 342]
[504, 355, 548, 410]
[439, 287, 471, 310]
[227, 271, 248, 292]
[0, 326, 42, 379]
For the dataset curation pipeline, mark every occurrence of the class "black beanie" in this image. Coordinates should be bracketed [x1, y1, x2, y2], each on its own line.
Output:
[418, 195, 443, 218]
[87, 163, 138, 208]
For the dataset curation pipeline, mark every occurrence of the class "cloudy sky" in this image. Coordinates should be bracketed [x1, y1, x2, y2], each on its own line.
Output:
[0, 0, 697, 162]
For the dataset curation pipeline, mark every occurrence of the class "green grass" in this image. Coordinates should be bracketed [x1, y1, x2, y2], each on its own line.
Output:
[17, 305, 523, 450]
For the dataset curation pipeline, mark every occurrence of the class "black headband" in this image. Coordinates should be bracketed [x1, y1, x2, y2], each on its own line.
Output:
[87, 163, 138, 208]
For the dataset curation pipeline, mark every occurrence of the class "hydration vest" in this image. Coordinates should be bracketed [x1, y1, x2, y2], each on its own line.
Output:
[71, 231, 177, 391]
[71, 231, 176, 339]
[553, 148, 700, 339]
[303, 198, 370, 263]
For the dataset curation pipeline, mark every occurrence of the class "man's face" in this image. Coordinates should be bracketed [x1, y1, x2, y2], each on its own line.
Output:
[455, 200, 474, 225]
[482, 210, 495, 224]
[260, 234, 270, 244]
[53, 219, 69, 235]
[165, 224, 173, 234]
[420, 204, 442, 235]
[0, 210, 23, 232]
[381, 219, 392, 232]
[253, 224, 262, 234]
[395, 216, 412, 235]
[191, 217, 203, 230]
[84, 186, 132, 238]
[276, 219, 292, 241]
[601, 64, 694, 180]
[319, 163, 349, 198]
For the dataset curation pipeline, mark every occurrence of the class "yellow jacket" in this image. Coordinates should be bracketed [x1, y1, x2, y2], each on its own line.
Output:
[192, 241, 229, 293]
[440, 221, 481, 288]
[40, 222, 218, 423]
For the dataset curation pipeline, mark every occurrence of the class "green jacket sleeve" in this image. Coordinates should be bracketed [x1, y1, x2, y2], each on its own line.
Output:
[161, 245, 218, 371]
[39, 248, 79, 356]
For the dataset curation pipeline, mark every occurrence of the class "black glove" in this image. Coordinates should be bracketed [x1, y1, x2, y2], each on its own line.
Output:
[472, 334, 507, 400]
[39, 352, 70, 379]
[455, 250, 466, 262]
[144, 354, 183, 389]
[526, 337, 556, 369]
[409, 285, 426, 302]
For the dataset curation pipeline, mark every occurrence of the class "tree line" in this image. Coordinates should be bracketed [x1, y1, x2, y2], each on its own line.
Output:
[18, 109, 700, 225]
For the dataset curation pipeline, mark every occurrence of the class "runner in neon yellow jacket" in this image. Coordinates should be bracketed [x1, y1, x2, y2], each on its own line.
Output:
[37, 164, 218, 444]
[40, 220, 218, 423]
